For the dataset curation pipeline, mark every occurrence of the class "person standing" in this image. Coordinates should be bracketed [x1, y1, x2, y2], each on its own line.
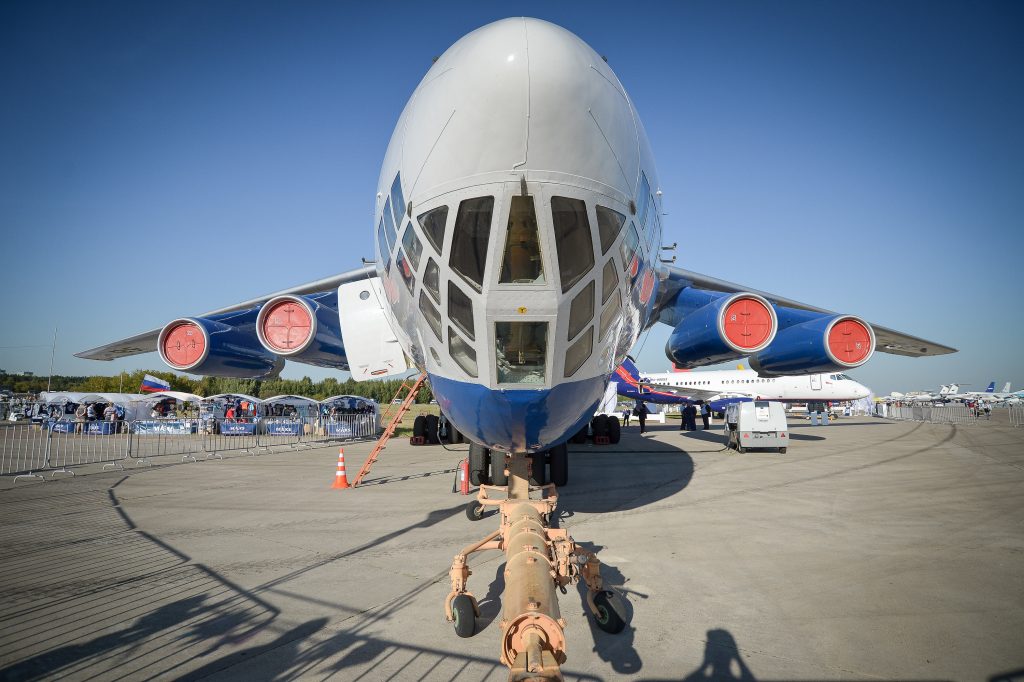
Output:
[74, 403, 87, 433]
[700, 402, 710, 430]
[622, 406, 631, 427]
[636, 401, 649, 434]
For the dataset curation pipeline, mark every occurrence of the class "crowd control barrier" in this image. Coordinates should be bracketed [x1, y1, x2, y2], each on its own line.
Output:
[2, 414, 383, 481]
[1009, 405, 1024, 428]
[885, 404, 978, 424]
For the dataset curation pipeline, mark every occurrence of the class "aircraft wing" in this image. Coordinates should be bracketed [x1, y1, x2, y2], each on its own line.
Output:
[640, 381, 720, 400]
[75, 266, 376, 361]
[658, 267, 957, 357]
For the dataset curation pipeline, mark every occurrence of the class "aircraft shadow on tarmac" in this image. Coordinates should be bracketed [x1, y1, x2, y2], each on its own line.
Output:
[560, 425, 696, 515]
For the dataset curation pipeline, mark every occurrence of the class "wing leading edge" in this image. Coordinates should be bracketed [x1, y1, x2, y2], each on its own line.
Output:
[75, 266, 376, 361]
[657, 267, 956, 357]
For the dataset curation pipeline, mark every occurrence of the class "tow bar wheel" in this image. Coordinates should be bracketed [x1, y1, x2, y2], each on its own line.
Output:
[452, 593, 476, 638]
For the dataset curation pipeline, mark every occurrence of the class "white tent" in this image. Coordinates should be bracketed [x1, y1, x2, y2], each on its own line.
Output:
[262, 395, 319, 418]
[137, 391, 203, 404]
[75, 393, 151, 421]
[320, 395, 378, 414]
[202, 393, 263, 419]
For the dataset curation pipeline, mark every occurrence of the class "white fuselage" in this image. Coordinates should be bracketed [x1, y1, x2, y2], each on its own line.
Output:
[368, 18, 664, 451]
[642, 368, 871, 403]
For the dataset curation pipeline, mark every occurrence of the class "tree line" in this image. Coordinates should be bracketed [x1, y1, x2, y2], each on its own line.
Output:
[0, 369, 433, 404]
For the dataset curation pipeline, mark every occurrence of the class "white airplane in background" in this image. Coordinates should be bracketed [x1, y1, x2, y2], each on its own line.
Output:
[75, 18, 956, 677]
[613, 358, 869, 407]
[956, 381, 1015, 402]
[900, 383, 963, 402]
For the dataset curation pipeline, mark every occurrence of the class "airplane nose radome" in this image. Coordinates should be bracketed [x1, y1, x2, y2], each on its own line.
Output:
[430, 373, 606, 452]
[386, 17, 642, 204]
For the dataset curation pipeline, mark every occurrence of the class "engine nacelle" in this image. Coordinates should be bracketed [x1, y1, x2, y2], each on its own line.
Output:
[255, 294, 348, 370]
[749, 313, 875, 376]
[666, 290, 777, 368]
[158, 313, 282, 378]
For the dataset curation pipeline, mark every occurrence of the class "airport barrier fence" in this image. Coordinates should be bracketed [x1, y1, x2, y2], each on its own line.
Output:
[1010, 405, 1024, 428]
[1, 414, 380, 480]
[884, 404, 980, 424]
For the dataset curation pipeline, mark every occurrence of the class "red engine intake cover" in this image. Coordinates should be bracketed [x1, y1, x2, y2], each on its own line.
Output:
[828, 318, 873, 365]
[722, 297, 774, 350]
[260, 299, 313, 352]
[162, 321, 205, 368]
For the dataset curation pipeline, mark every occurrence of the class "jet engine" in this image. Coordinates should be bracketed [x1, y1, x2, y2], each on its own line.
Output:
[158, 312, 282, 378]
[665, 290, 777, 368]
[749, 313, 875, 376]
[255, 294, 348, 369]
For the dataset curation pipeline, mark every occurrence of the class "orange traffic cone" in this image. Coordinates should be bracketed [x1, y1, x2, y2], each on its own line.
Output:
[332, 448, 350, 489]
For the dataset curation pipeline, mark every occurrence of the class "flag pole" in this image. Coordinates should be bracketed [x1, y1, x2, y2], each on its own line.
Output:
[46, 327, 57, 393]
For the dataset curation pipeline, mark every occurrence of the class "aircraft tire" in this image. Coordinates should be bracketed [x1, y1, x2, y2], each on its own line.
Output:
[592, 590, 627, 634]
[468, 443, 489, 486]
[571, 425, 588, 444]
[490, 454, 508, 487]
[529, 451, 547, 486]
[452, 594, 477, 637]
[413, 415, 426, 439]
[549, 444, 568, 487]
[607, 416, 621, 444]
[465, 500, 485, 522]
[779, 447, 787, 454]
[592, 414, 609, 438]
[424, 414, 440, 444]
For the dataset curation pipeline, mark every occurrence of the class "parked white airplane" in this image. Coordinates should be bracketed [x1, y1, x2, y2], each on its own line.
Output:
[956, 381, 1015, 402]
[75, 18, 956, 677]
[615, 359, 870, 406]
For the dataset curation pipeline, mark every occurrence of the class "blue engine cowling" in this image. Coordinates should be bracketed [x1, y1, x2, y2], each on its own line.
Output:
[255, 294, 348, 370]
[749, 311, 876, 376]
[158, 309, 283, 378]
[665, 289, 778, 368]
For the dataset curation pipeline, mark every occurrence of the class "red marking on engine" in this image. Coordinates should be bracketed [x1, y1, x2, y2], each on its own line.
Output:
[163, 322, 205, 368]
[262, 300, 312, 351]
[828, 318, 872, 365]
[722, 297, 773, 350]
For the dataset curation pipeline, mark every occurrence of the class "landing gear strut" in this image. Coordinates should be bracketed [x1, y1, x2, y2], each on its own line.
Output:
[444, 451, 627, 679]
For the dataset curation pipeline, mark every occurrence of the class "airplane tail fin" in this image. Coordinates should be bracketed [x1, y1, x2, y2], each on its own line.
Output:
[1002, 382, 1011, 393]
[939, 385, 950, 395]
[619, 356, 641, 384]
[985, 382, 996, 393]
[948, 384, 959, 395]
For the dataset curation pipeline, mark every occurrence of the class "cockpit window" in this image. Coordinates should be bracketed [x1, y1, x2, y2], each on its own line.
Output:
[396, 249, 415, 293]
[636, 173, 651, 228]
[390, 174, 406, 225]
[401, 222, 423, 271]
[450, 197, 494, 291]
[382, 197, 398, 251]
[619, 223, 640, 276]
[495, 321, 547, 384]
[564, 326, 593, 378]
[601, 258, 618, 303]
[596, 205, 625, 255]
[568, 280, 595, 341]
[551, 196, 595, 293]
[599, 292, 620, 341]
[448, 281, 475, 341]
[418, 206, 448, 255]
[422, 257, 440, 303]
[377, 219, 391, 260]
[418, 292, 441, 341]
[499, 196, 544, 284]
[449, 328, 478, 378]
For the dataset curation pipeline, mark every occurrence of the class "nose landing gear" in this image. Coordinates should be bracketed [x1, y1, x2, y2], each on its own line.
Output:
[444, 451, 628, 679]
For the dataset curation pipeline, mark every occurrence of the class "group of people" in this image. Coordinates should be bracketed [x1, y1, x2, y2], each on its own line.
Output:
[679, 402, 710, 431]
[72, 401, 125, 433]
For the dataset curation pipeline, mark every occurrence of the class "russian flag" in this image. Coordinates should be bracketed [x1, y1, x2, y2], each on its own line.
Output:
[140, 374, 171, 393]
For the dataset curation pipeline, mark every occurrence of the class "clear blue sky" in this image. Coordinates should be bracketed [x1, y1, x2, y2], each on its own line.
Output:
[1, 1, 1021, 396]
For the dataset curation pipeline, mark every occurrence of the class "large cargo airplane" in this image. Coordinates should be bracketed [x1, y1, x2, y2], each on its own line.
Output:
[76, 18, 955, 678]
[611, 358, 871, 410]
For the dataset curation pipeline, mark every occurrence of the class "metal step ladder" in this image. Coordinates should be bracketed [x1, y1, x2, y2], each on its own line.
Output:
[352, 372, 426, 487]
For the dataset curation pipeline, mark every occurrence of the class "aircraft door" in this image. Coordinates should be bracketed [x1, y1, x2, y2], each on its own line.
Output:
[810, 374, 822, 391]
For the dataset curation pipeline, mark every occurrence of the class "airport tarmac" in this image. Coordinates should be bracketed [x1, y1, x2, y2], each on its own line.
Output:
[1, 414, 1022, 681]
